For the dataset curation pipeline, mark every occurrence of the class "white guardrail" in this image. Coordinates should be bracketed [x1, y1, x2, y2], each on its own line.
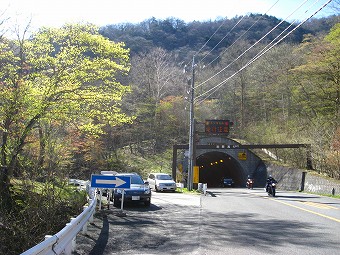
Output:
[21, 189, 97, 255]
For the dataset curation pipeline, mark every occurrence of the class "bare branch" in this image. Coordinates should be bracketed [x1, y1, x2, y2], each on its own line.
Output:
[0, 7, 10, 40]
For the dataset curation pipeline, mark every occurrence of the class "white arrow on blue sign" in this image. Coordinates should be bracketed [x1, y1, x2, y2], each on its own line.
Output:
[91, 175, 131, 189]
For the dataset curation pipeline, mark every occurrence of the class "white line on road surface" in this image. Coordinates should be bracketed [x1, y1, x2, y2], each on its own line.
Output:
[270, 197, 340, 223]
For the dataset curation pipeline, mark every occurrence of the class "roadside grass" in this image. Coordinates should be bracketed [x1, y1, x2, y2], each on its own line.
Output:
[301, 189, 340, 199]
[2, 178, 88, 254]
[10, 178, 87, 207]
[309, 192, 340, 199]
[323, 194, 340, 199]
[176, 187, 201, 194]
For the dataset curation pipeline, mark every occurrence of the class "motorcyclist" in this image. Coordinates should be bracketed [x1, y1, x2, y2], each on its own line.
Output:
[246, 175, 254, 189]
[265, 175, 277, 192]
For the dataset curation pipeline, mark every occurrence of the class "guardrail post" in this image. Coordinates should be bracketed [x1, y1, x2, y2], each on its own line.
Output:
[82, 205, 88, 235]
[89, 199, 94, 223]
[69, 218, 77, 253]
[64, 223, 73, 255]
[203, 183, 207, 195]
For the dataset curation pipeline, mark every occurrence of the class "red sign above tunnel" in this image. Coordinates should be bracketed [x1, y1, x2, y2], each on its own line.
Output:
[205, 120, 232, 134]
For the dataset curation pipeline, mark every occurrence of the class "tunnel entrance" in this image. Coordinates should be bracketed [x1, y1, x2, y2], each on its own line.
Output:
[196, 151, 243, 187]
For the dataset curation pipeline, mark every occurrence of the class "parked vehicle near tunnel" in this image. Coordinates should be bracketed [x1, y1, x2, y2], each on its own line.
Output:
[222, 178, 234, 187]
[111, 173, 151, 207]
[147, 173, 176, 192]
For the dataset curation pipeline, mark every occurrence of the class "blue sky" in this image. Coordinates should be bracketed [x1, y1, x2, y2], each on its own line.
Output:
[2, 0, 336, 32]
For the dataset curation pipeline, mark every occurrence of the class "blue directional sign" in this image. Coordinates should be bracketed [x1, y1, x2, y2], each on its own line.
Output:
[91, 175, 131, 189]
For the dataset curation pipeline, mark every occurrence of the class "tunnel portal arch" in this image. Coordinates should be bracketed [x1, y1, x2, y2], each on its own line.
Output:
[173, 137, 268, 188]
[196, 151, 244, 187]
[195, 137, 267, 188]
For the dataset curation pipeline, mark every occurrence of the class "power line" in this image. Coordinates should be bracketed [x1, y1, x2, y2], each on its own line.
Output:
[198, 15, 246, 65]
[194, 18, 229, 58]
[185, 0, 332, 191]
[184, 0, 279, 69]
[195, 0, 334, 105]
[195, 0, 311, 92]
[203, 0, 281, 68]
[250, 0, 324, 64]
[183, 16, 230, 69]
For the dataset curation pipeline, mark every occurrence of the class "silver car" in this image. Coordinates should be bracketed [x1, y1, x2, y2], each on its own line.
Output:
[147, 173, 176, 192]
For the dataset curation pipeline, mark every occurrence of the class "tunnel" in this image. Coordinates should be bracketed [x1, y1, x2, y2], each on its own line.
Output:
[196, 151, 244, 187]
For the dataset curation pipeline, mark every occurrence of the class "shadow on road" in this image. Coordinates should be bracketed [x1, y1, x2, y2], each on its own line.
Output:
[89, 213, 109, 255]
[74, 191, 339, 255]
[118, 203, 162, 212]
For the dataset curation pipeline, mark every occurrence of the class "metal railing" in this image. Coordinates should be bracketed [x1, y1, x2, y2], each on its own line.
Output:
[21, 189, 97, 255]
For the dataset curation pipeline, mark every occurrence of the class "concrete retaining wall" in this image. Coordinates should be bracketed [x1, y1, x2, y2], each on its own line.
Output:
[265, 162, 340, 196]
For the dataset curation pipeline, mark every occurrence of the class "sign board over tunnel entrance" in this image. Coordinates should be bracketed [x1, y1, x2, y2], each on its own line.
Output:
[205, 120, 233, 134]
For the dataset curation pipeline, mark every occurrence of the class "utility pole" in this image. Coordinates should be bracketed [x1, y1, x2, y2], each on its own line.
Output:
[187, 56, 195, 191]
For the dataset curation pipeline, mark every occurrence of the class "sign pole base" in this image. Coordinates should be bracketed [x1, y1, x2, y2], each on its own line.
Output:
[117, 189, 126, 217]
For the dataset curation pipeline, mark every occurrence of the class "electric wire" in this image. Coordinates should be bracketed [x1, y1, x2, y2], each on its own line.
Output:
[195, 0, 333, 105]
[195, 0, 311, 91]
[196, 0, 332, 103]
[204, 0, 281, 68]
[182, 16, 230, 69]
[250, 0, 323, 64]
[184, 0, 274, 69]
[194, 18, 228, 58]
[198, 15, 246, 65]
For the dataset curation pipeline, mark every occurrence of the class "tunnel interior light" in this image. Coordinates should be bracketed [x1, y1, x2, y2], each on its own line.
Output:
[220, 159, 223, 163]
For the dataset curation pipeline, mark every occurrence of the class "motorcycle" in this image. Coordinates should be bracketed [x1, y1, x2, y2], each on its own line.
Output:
[266, 181, 277, 197]
[246, 178, 254, 189]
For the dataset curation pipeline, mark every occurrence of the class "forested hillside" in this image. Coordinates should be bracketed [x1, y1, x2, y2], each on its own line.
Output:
[1, 14, 338, 184]
[99, 14, 339, 60]
[0, 9, 339, 253]
[98, 14, 340, 179]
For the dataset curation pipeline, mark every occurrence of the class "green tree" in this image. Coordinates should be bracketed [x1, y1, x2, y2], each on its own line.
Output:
[292, 23, 340, 121]
[0, 23, 132, 207]
[291, 23, 340, 177]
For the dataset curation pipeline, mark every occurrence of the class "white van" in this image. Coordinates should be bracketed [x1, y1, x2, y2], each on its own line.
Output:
[147, 173, 176, 192]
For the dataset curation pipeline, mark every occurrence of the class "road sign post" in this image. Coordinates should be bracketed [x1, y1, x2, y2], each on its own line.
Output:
[120, 190, 125, 213]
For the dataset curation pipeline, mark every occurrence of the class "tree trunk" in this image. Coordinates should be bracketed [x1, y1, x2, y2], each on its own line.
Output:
[38, 126, 46, 168]
[0, 118, 12, 208]
[0, 165, 12, 209]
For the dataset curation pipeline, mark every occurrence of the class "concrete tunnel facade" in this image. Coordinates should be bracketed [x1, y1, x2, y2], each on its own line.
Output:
[176, 137, 267, 188]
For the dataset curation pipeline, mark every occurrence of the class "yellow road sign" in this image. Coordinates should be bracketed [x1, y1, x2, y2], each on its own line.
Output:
[238, 152, 247, 160]
[193, 166, 199, 183]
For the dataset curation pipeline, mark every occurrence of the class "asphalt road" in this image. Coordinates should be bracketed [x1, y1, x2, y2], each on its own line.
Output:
[73, 188, 340, 255]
